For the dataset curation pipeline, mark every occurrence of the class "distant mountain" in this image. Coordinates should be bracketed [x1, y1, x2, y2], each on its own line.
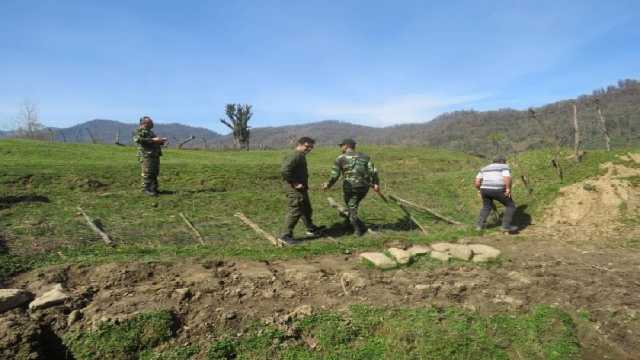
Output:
[212, 120, 379, 148]
[222, 79, 640, 154]
[2, 79, 638, 155]
[52, 119, 221, 147]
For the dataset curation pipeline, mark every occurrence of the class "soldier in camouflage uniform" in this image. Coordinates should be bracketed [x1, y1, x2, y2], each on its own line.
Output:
[279, 137, 325, 245]
[322, 139, 380, 236]
[132, 116, 167, 196]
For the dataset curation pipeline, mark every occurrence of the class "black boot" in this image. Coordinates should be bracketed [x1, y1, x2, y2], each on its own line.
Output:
[143, 183, 157, 196]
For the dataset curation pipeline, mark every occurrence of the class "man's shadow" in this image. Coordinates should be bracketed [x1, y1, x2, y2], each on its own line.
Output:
[305, 215, 417, 240]
[487, 204, 532, 230]
[0, 195, 50, 209]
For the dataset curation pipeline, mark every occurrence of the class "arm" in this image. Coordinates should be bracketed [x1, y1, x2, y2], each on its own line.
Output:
[133, 129, 154, 145]
[503, 176, 512, 197]
[502, 167, 512, 197]
[368, 159, 380, 191]
[281, 153, 302, 188]
[474, 177, 482, 190]
[133, 129, 165, 145]
[324, 158, 342, 189]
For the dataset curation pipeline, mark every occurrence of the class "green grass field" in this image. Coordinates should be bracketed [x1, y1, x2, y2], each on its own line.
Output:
[2, 139, 635, 359]
[0, 139, 624, 280]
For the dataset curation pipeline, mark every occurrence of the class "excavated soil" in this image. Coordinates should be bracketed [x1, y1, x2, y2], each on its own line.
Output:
[544, 158, 640, 229]
[2, 157, 640, 359]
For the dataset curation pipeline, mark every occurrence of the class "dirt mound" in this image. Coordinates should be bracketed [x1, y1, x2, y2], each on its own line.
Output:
[3, 237, 640, 359]
[543, 157, 640, 227]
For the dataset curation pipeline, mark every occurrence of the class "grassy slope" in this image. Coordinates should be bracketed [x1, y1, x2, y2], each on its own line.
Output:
[63, 305, 580, 360]
[0, 139, 624, 278]
[3, 139, 629, 359]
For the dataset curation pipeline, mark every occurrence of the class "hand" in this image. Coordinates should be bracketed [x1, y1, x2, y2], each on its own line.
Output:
[321, 183, 329, 191]
[293, 183, 304, 190]
[372, 184, 380, 192]
[505, 189, 512, 198]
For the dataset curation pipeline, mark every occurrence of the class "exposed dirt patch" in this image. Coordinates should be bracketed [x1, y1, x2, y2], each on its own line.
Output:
[3, 229, 640, 359]
[67, 177, 109, 191]
[543, 159, 640, 228]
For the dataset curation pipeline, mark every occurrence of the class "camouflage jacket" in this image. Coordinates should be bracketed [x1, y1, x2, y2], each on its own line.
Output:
[281, 150, 309, 189]
[327, 150, 379, 188]
[132, 128, 162, 158]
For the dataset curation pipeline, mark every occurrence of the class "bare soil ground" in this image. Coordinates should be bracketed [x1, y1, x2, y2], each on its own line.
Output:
[2, 158, 640, 359]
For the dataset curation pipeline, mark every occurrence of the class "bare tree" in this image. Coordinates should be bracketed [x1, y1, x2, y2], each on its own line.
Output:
[220, 104, 252, 150]
[571, 102, 582, 161]
[594, 99, 611, 151]
[15, 100, 46, 139]
[529, 108, 563, 182]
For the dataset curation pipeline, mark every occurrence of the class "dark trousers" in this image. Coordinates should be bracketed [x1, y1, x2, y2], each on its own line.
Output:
[477, 188, 516, 228]
[282, 188, 314, 236]
[343, 183, 368, 231]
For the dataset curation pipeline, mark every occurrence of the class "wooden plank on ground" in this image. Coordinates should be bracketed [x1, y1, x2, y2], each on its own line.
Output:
[234, 212, 281, 247]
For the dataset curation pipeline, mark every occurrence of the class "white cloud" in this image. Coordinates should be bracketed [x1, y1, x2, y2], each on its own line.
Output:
[312, 93, 490, 126]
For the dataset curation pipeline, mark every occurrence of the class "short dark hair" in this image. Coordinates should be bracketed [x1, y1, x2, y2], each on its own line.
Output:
[139, 116, 152, 124]
[297, 136, 315, 145]
[493, 155, 507, 163]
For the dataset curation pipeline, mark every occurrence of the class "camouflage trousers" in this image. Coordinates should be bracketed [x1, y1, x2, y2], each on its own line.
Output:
[282, 187, 314, 236]
[139, 156, 160, 191]
[343, 183, 369, 231]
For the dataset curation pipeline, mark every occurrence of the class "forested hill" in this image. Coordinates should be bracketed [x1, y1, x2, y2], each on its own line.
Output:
[211, 79, 640, 153]
[5, 79, 639, 155]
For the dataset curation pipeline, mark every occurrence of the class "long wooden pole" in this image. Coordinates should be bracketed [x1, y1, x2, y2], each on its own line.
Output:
[234, 212, 280, 247]
[179, 212, 205, 245]
[387, 195, 463, 225]
[77, 207, 113, 245]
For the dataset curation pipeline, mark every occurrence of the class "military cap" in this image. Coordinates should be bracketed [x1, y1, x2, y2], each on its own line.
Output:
[339, 138, 356, 146]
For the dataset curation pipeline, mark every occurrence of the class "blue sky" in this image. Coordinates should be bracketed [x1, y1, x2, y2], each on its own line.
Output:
[1, 0, 638, 133]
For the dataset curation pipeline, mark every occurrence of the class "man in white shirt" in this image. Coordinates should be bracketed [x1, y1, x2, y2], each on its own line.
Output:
[474, 156, 518, 233]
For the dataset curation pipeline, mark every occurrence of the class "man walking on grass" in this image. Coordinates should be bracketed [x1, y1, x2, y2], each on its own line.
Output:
[322, 139, 380, 236]
[475, 155, 518, 233]
[279, 137, 325, 245]
[133, 116, 167, 196]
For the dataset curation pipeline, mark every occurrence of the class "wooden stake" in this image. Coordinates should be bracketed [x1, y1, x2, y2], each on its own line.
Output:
[77, 207, 113, 245]
[327, 197, 349, 218]
[395, 202, 429, 235]
[234, 212, 280, 247]
[179, 212, 205, 245]
[387, 195, 463, 225]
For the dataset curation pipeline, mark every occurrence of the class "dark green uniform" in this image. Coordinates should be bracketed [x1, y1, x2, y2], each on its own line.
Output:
[326, 149, 379, 233]
[281, 150, 314, 236]
[133, 128, 162, 193]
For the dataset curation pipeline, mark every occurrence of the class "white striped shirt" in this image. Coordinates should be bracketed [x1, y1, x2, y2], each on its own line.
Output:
[476, 163, 511, 190]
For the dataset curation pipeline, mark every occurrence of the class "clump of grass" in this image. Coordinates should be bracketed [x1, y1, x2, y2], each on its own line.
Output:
[140, 345, 200, 360]
[197, 305, 580, 359]
[64, 310, 176, 360]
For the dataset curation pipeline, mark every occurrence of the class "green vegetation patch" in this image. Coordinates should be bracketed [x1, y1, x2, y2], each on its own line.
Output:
[203, 305, 579, 360]
[64, 310, 176, 360]
[0, 140, 634, 279]
[59, 305, 579, 360]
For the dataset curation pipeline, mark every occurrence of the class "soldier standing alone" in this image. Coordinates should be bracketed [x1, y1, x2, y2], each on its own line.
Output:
[279, 137, 325, 245]
[322, 139, 380, 236]
[133, 116, 167, 196]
